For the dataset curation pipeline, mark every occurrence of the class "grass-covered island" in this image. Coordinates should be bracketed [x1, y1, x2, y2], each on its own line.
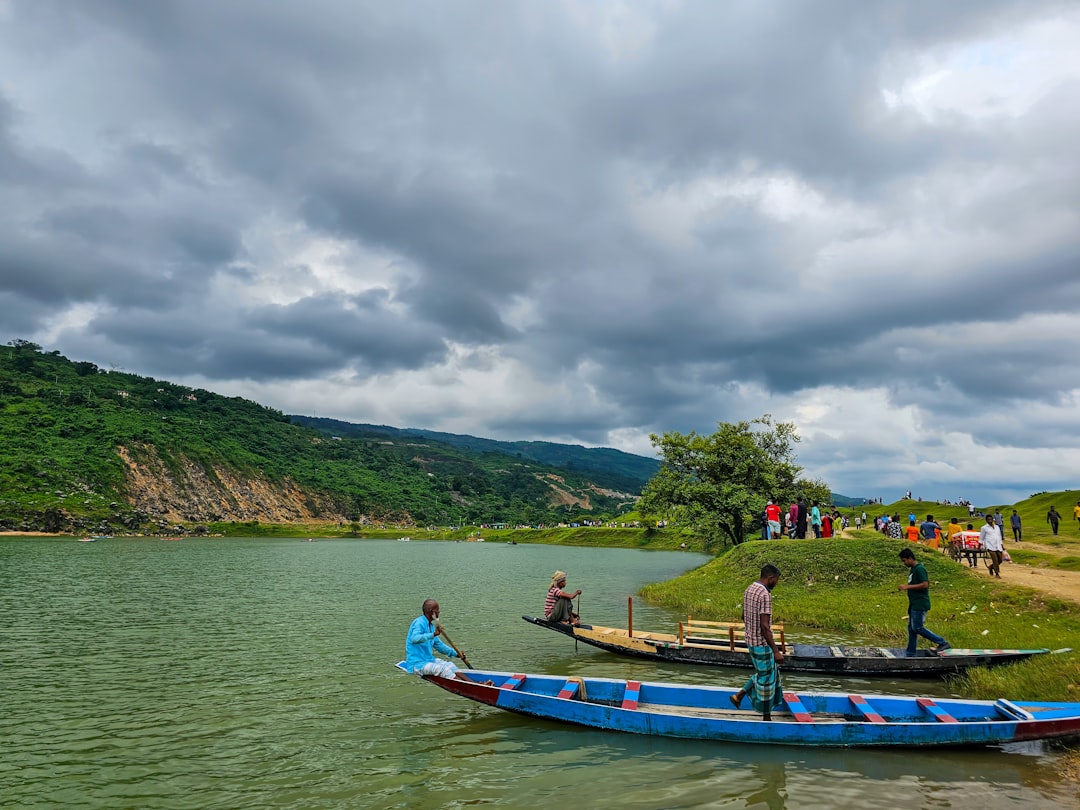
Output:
[641, 537, 1080, 703]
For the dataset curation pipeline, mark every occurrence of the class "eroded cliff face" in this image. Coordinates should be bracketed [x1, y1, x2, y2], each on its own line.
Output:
[117, 444, 350, 524]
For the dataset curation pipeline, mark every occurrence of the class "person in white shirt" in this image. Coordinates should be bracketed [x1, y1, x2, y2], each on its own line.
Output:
[979, 513, 1004, 578]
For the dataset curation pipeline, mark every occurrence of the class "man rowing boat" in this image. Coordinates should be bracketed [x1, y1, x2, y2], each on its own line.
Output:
[405, 599, 475, 682]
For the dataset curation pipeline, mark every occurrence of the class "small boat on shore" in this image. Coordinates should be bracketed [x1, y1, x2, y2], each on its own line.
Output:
[76, 537, 97, 543]
[523, 606, 1060, 677]
[397, 666, 1080, 748]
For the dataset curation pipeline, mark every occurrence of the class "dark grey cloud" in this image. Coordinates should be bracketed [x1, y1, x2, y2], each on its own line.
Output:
[249, 291, 449, 374]
[1, 0, 1078, 501]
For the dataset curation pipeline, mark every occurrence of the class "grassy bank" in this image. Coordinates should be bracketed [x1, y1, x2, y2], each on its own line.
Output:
[1009, 548, 1080, 572]
[641, 538, 1080, 701]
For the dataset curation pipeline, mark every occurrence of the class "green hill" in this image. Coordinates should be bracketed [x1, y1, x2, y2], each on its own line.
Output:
[0, 341, 641, 534]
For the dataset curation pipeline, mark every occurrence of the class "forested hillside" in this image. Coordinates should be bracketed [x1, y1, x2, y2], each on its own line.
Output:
[290, 416, 660, 493]
[0, 341, 641, 534]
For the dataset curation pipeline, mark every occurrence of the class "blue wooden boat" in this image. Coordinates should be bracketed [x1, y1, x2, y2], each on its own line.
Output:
[396, 665, 1080, 747]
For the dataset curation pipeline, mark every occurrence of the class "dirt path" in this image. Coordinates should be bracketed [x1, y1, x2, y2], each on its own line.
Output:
[947, 536, 1080, 605]
[994, 564, 1080, 605]
[977, 541, 1080, 605]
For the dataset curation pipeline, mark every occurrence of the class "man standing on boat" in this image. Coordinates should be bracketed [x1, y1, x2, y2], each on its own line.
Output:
[897, 548, 951, 655]
[730, 564, 784, 721]
[405, 599, 474, 682]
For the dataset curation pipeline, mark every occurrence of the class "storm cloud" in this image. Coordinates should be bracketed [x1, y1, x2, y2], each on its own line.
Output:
[1, 0, 1079, 503]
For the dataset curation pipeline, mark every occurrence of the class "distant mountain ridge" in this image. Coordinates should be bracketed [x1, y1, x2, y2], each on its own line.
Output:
[830, 494, 867, 507]
[290, 417, 867, 505]
[288, 416, 660, 493]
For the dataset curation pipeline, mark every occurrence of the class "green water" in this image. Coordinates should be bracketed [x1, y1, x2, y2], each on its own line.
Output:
[2, 536, 1076, 809]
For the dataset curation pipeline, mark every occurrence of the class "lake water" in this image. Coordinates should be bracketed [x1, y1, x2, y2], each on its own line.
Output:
[2, 536, 1077, 809]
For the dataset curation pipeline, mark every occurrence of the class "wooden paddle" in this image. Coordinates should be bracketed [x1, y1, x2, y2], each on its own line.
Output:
[436, 623, 473, 669]
[575, 593, 581, 652]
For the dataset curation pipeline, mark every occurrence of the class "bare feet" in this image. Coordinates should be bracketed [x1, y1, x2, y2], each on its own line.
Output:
[729, 692, 744, 709]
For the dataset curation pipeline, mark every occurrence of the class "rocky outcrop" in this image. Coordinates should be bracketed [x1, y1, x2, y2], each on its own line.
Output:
[117, 444, 350, 524]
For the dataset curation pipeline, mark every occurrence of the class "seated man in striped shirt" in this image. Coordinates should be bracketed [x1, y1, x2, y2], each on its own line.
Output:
[545, 571, 582, 626]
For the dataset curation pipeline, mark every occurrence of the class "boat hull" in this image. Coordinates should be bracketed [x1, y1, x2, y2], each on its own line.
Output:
[409, 667, 1080, 748]
[522, 616, 1051, 677]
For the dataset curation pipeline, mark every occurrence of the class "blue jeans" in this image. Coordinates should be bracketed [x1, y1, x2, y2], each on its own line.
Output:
[907, 609, 947, 655]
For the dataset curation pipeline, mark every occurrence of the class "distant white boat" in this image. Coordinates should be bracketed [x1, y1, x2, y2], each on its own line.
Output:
[475, 537, 485, 543]
[77, 537, 97, 543]
[397, 536, 411, 542]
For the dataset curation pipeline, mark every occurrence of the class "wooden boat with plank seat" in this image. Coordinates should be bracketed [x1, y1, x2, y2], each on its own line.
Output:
[396, 665, 1080, 747]
[522, 598, 1062, 677]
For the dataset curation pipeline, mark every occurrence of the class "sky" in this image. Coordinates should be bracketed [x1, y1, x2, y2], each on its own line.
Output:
[1, 1, 1079, 506]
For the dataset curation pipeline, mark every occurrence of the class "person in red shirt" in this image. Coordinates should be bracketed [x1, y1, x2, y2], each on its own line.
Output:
[765, 500, 782, 539]
[821, 513, 833, 538]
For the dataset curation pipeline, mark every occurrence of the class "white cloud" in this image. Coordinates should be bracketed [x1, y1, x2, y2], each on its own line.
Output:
[880, 10, 1080, 122]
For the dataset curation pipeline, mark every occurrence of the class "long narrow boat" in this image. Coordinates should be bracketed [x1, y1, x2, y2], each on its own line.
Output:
[397, 665, 1080, 747]
[522, 613, 1061, 677]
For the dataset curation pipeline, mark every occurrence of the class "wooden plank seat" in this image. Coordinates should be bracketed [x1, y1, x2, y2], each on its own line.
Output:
[501, 673, 527, 691]
[557, 678, 586, 700]
[783, 692, 814, 723]
[994, 699, 1034, 722]
[848, 694, 885, 723]
[683, 617, 787, 652]
[917, 697, 958, 723]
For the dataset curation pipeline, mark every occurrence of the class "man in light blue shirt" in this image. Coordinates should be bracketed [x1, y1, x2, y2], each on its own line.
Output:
[405, 599, 472, 681]
[810, 502, 822, 538]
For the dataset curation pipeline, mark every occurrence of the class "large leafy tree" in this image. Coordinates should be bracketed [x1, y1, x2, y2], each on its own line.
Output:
[639, 414, 829, 549]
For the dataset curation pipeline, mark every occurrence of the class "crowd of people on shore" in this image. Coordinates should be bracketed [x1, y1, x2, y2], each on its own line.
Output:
[759, 499, 848, 540]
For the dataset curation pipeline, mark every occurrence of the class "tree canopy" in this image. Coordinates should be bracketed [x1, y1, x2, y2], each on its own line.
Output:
[639, 414, 830, 548]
